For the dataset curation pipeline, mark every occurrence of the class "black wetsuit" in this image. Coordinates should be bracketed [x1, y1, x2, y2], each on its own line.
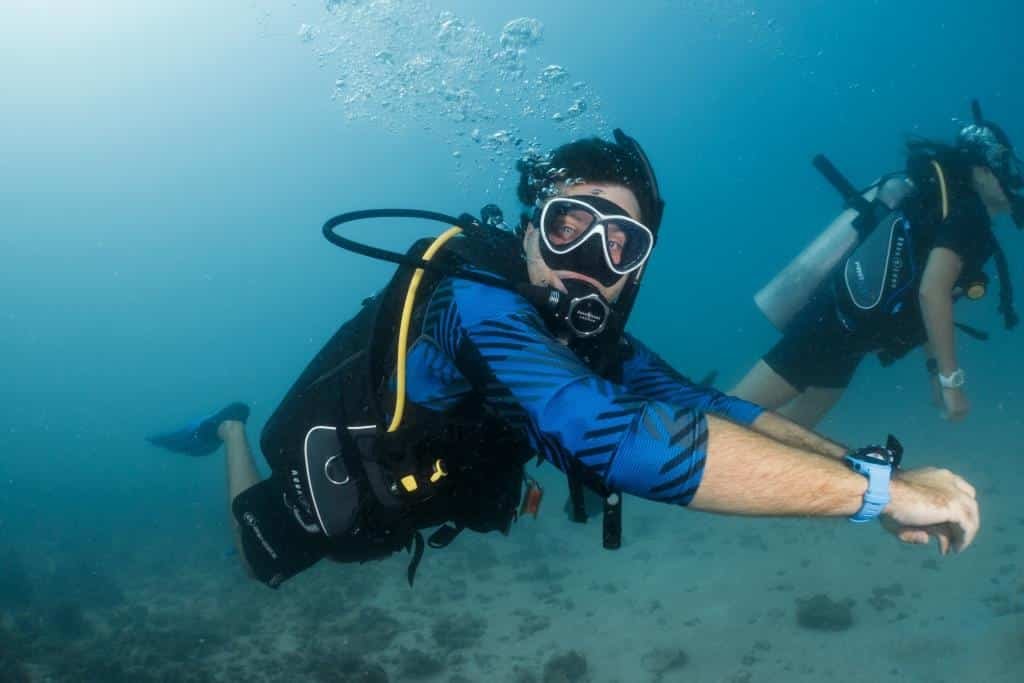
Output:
[764, 191, 996, 391]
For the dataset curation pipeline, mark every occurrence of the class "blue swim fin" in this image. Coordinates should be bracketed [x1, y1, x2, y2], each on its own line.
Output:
[145, 402, 250, 456]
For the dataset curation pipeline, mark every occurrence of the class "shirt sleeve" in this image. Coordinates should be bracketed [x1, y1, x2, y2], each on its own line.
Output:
[429, 277, 712, 506]
[620, 335, 764, 427]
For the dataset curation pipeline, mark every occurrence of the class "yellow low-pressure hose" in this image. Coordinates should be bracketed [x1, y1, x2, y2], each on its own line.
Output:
[931, 160, 949, 221]
[388, 225, 464, 433]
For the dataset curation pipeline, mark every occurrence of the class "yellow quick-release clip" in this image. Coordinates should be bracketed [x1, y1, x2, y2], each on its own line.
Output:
[398, 459, 447, 493]
[930, 160, 950, 222]
[429, 459, 447, 483]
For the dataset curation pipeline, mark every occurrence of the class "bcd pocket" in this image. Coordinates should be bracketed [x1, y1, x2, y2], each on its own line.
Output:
[843, 210, 915, 315]
[303, 425, 365, 538]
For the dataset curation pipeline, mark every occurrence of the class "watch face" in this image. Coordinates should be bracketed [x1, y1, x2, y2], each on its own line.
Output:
[940, 369, 965, 389]
[851, 450, 893, 467]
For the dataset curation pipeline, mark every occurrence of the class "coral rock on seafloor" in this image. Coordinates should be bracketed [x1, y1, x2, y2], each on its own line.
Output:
[795, 593, 855, 631]
[543, 650, 588, 683]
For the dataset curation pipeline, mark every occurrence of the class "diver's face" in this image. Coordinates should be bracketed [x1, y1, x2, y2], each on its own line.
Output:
[524, 182, 643, 301]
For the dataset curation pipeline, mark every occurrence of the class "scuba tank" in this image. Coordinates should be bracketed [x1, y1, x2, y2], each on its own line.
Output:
[754, 157, 913, 331]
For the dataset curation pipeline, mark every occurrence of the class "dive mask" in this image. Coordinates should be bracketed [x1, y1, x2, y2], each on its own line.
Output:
[958, 99, 1024, 227]
[958, 124, 1024, 186]
[534, 195, 655, 287]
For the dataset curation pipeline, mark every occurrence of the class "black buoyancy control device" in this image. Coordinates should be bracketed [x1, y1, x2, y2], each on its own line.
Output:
[313, 205, 630, 581]
[812, 155, 918, 319]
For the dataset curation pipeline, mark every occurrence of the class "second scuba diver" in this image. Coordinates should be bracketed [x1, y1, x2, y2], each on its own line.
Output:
[734, 100, 1022, 427]
[148, 130, 979, 590]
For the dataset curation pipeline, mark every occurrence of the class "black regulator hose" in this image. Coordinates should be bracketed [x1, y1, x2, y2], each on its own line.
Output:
[322, 208, 514, 291]
[322, 207, 611, 338]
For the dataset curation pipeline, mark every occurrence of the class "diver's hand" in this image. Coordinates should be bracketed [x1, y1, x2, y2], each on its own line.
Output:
[941, 387, 969, 421]
[881, 468, 979, 555]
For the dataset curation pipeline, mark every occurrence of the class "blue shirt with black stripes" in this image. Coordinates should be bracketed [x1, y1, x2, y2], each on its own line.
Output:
[402, 277, 764, 506]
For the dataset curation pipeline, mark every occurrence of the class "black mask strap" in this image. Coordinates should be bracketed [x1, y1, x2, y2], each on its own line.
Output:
[602, 129, 665, 347]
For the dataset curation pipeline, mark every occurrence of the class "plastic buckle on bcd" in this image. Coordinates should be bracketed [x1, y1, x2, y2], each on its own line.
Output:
[398, 458, 448, 494]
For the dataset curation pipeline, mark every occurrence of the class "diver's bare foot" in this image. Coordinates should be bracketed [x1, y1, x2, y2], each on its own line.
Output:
[217, 420, 245, 442]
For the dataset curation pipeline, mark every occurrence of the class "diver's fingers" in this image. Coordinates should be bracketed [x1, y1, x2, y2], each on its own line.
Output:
[896, 529, 930, 545]
[952, 495, 980, 553]
[936, 530, 951, 556]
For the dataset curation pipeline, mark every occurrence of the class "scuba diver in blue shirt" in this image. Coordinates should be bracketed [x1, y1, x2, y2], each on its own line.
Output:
[734, 100, 1022, 427]
[148, 130, 980, 589]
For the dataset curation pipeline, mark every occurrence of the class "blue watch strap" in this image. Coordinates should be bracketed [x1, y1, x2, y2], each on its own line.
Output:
[844, 454, 892, 523]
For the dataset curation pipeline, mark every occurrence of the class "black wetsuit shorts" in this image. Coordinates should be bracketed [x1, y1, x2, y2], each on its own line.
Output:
[762, 293, 876, 392]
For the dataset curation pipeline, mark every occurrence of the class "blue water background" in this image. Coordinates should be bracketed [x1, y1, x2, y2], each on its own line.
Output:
[2, 1, 1022, 678]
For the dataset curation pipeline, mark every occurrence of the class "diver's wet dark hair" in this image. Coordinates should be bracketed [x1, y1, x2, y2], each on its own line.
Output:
[516, 137, 657, 224]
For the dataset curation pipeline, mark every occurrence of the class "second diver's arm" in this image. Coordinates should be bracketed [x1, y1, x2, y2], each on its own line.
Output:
[918, 247, 964, 376]
[919, 247, 970, 419]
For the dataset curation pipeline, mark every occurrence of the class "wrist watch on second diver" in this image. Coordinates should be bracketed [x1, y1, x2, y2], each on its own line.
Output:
[844, 436, 904, 524]
[926, 358, 966, 389]
[938, 368, 966, 389]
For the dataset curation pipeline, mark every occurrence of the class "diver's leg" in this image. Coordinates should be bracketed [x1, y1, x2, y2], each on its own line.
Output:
[219, 421, 261, 573]
[771, 344, 859, 428]
[730, 360, 802, 410]
[776, 386, 845, 428]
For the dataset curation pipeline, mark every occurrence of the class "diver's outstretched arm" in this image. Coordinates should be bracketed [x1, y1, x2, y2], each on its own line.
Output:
[690, 416, 979, 555]
[220, 420, 261, 576]
[747, 410, 847, 459]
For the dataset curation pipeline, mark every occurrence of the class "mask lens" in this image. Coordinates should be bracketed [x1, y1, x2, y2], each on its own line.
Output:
[543, 203, 598, 251]
[540, 198, 653, 274]
[602, 218, 652, 272]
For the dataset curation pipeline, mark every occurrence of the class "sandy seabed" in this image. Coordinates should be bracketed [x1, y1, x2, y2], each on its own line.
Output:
[3, 447, 1022, 683]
